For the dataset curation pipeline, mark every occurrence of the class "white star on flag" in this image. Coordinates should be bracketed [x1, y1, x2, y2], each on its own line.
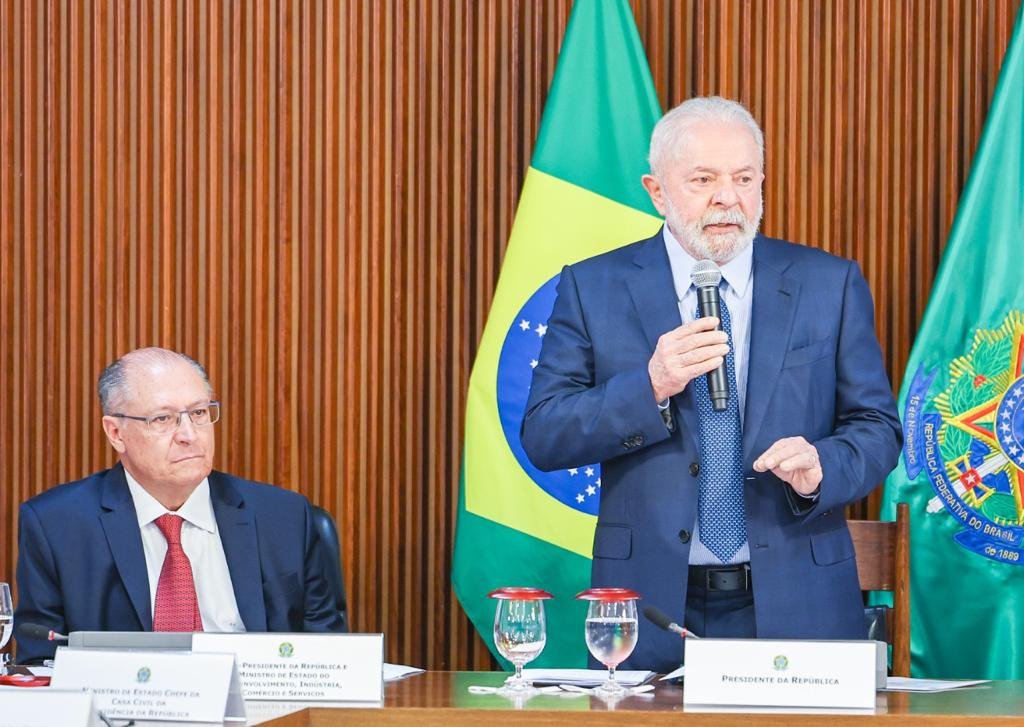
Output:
[576, 494, 585, 503]
[586, 485, 596, 496]
[535, 323, 548, 336]
[530, 360, 538, 368]
[596, 478, 601, 487]
[519, 320, 531, 331]
[568, 468, 578, 476]
[585, 466, 595, 477]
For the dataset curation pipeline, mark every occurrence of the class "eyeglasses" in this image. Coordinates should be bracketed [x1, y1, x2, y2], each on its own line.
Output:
[110, 401, 221, 434]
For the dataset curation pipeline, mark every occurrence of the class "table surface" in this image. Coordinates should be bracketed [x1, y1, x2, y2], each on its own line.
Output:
[251, 671, 1024, 727]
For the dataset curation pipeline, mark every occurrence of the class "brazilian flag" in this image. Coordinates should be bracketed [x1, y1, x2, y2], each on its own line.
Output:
[880, 3, 1024, 678]
[453, 0, 662, 667]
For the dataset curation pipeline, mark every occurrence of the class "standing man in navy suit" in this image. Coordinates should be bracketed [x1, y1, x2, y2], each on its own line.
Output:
[521, 97, 902, 671]
[15, 347, 345, 662]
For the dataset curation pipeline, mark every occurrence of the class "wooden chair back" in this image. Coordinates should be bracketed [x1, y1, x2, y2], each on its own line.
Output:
[848, 502, 910, 676]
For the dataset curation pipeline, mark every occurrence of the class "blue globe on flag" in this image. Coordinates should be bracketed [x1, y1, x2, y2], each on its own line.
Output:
[495, 275, 602, 516]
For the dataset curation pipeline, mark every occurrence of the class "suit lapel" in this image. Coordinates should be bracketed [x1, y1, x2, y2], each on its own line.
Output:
[625, 232, 698, 443]
[743, 241, 799, 462]
[99, 464, 153, 630]
[210, 473, 267, 631]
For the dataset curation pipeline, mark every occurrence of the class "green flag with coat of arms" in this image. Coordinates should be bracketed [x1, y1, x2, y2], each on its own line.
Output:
[880, 3, 1024, 679]
[452, 0, 662, 666]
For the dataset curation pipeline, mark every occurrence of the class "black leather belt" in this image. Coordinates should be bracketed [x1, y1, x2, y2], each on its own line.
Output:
[688, 563, 752, 591]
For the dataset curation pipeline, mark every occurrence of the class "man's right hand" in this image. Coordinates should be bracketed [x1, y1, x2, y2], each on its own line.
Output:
[648, 316, 730, 402]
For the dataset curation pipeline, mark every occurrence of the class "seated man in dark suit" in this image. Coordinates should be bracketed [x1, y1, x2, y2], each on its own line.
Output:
[15, 347, 346, 662]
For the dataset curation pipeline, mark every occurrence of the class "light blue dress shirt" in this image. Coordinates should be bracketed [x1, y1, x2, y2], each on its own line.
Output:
[662, 226, 753, 565]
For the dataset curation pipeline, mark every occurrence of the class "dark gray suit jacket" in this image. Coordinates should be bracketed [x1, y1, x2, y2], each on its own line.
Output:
[16, 464, 345, 662]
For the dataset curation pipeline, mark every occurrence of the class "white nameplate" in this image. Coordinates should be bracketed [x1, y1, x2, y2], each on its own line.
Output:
[0, 689, 94, 727]
[684, 638, 877, 711]
[50, 647, 245, 722]
[192, 632, 385, 702]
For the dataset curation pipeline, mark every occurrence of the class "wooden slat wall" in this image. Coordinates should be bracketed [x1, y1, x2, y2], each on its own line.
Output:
[0, 0, 1018, 670]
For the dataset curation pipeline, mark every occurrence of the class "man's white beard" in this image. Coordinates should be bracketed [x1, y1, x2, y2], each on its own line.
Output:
[665, 196, 763, 263]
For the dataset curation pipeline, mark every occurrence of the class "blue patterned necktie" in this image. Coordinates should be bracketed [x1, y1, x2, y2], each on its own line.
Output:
[693, 288, 747, 562]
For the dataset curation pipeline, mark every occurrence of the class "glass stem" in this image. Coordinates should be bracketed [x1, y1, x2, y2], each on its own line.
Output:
[514, 661, 524, 683]
[608, 664, 616, 683]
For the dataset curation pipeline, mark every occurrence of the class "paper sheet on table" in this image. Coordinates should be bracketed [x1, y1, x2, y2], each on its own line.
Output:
[883, 677, 990, 692]
[660, 665, 685, 681]
[522, 668, 655, 687]
[384, 662, 425, 681]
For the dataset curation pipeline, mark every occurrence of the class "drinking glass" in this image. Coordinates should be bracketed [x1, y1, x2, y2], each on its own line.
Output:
[577, 587, 640, 697]
[489, 587, 553, 695]
[0, 583, 13, 674]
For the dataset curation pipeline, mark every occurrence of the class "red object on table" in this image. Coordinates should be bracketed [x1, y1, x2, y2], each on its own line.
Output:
[487, 587, 554, 600]
[575, 587, 641, 601]
[0, 673, 51, 687]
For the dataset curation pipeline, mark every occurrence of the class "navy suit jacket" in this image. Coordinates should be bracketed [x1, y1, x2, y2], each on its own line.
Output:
[15, 465, 345, 662]
[521, 232, 902, 672]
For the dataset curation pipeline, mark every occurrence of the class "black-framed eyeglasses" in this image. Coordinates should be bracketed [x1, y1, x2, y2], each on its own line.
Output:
[110, 401, 221, 434]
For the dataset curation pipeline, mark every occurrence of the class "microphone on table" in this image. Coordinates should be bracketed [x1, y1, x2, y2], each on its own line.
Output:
[16, 622, 69, 643]
[691, 259, 729, 412]
[643, 605, 700, 639]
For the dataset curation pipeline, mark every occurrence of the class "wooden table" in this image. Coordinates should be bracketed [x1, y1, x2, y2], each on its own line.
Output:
[257, 671, 1024, 726]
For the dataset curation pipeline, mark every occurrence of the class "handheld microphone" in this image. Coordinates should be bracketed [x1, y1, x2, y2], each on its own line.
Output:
[643, 605, 700, 639]
[16, 622, 69, 643]
[691, 260, 729, 411]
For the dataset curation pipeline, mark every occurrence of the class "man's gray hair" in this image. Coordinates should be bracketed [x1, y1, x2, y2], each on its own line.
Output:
[98, 347, 212, 414]
[648, 96, 765, 177]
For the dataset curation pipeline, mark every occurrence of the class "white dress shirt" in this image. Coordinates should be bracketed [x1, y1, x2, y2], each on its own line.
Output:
[662, 226, 753, 565]
[126, 472, 246, 632]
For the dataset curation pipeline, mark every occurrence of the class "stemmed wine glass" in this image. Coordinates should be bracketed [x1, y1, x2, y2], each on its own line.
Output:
[0, 583, 13, 675]
[577, 587, 640, 697]
[489, 587, 553, 696]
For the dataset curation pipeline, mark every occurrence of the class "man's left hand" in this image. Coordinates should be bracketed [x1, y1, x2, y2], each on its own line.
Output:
[753, 436, 822, 496]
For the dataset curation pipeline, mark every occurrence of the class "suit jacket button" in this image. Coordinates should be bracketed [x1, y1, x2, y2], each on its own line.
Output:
[678, 529, 691, 544]
[689, 462, 700, 477]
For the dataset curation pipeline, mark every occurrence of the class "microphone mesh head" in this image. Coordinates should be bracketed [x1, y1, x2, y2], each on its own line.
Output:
[691, 259, 722, 288]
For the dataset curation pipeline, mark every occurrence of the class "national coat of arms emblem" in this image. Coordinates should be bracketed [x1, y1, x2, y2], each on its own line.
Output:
[902, 312, 1024, 565]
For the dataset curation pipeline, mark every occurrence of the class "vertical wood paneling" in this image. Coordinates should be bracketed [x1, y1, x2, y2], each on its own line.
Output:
[0, 0, 1018, 670]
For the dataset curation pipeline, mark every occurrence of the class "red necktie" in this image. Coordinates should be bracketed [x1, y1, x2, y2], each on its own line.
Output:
[152, 514, 204, 632]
